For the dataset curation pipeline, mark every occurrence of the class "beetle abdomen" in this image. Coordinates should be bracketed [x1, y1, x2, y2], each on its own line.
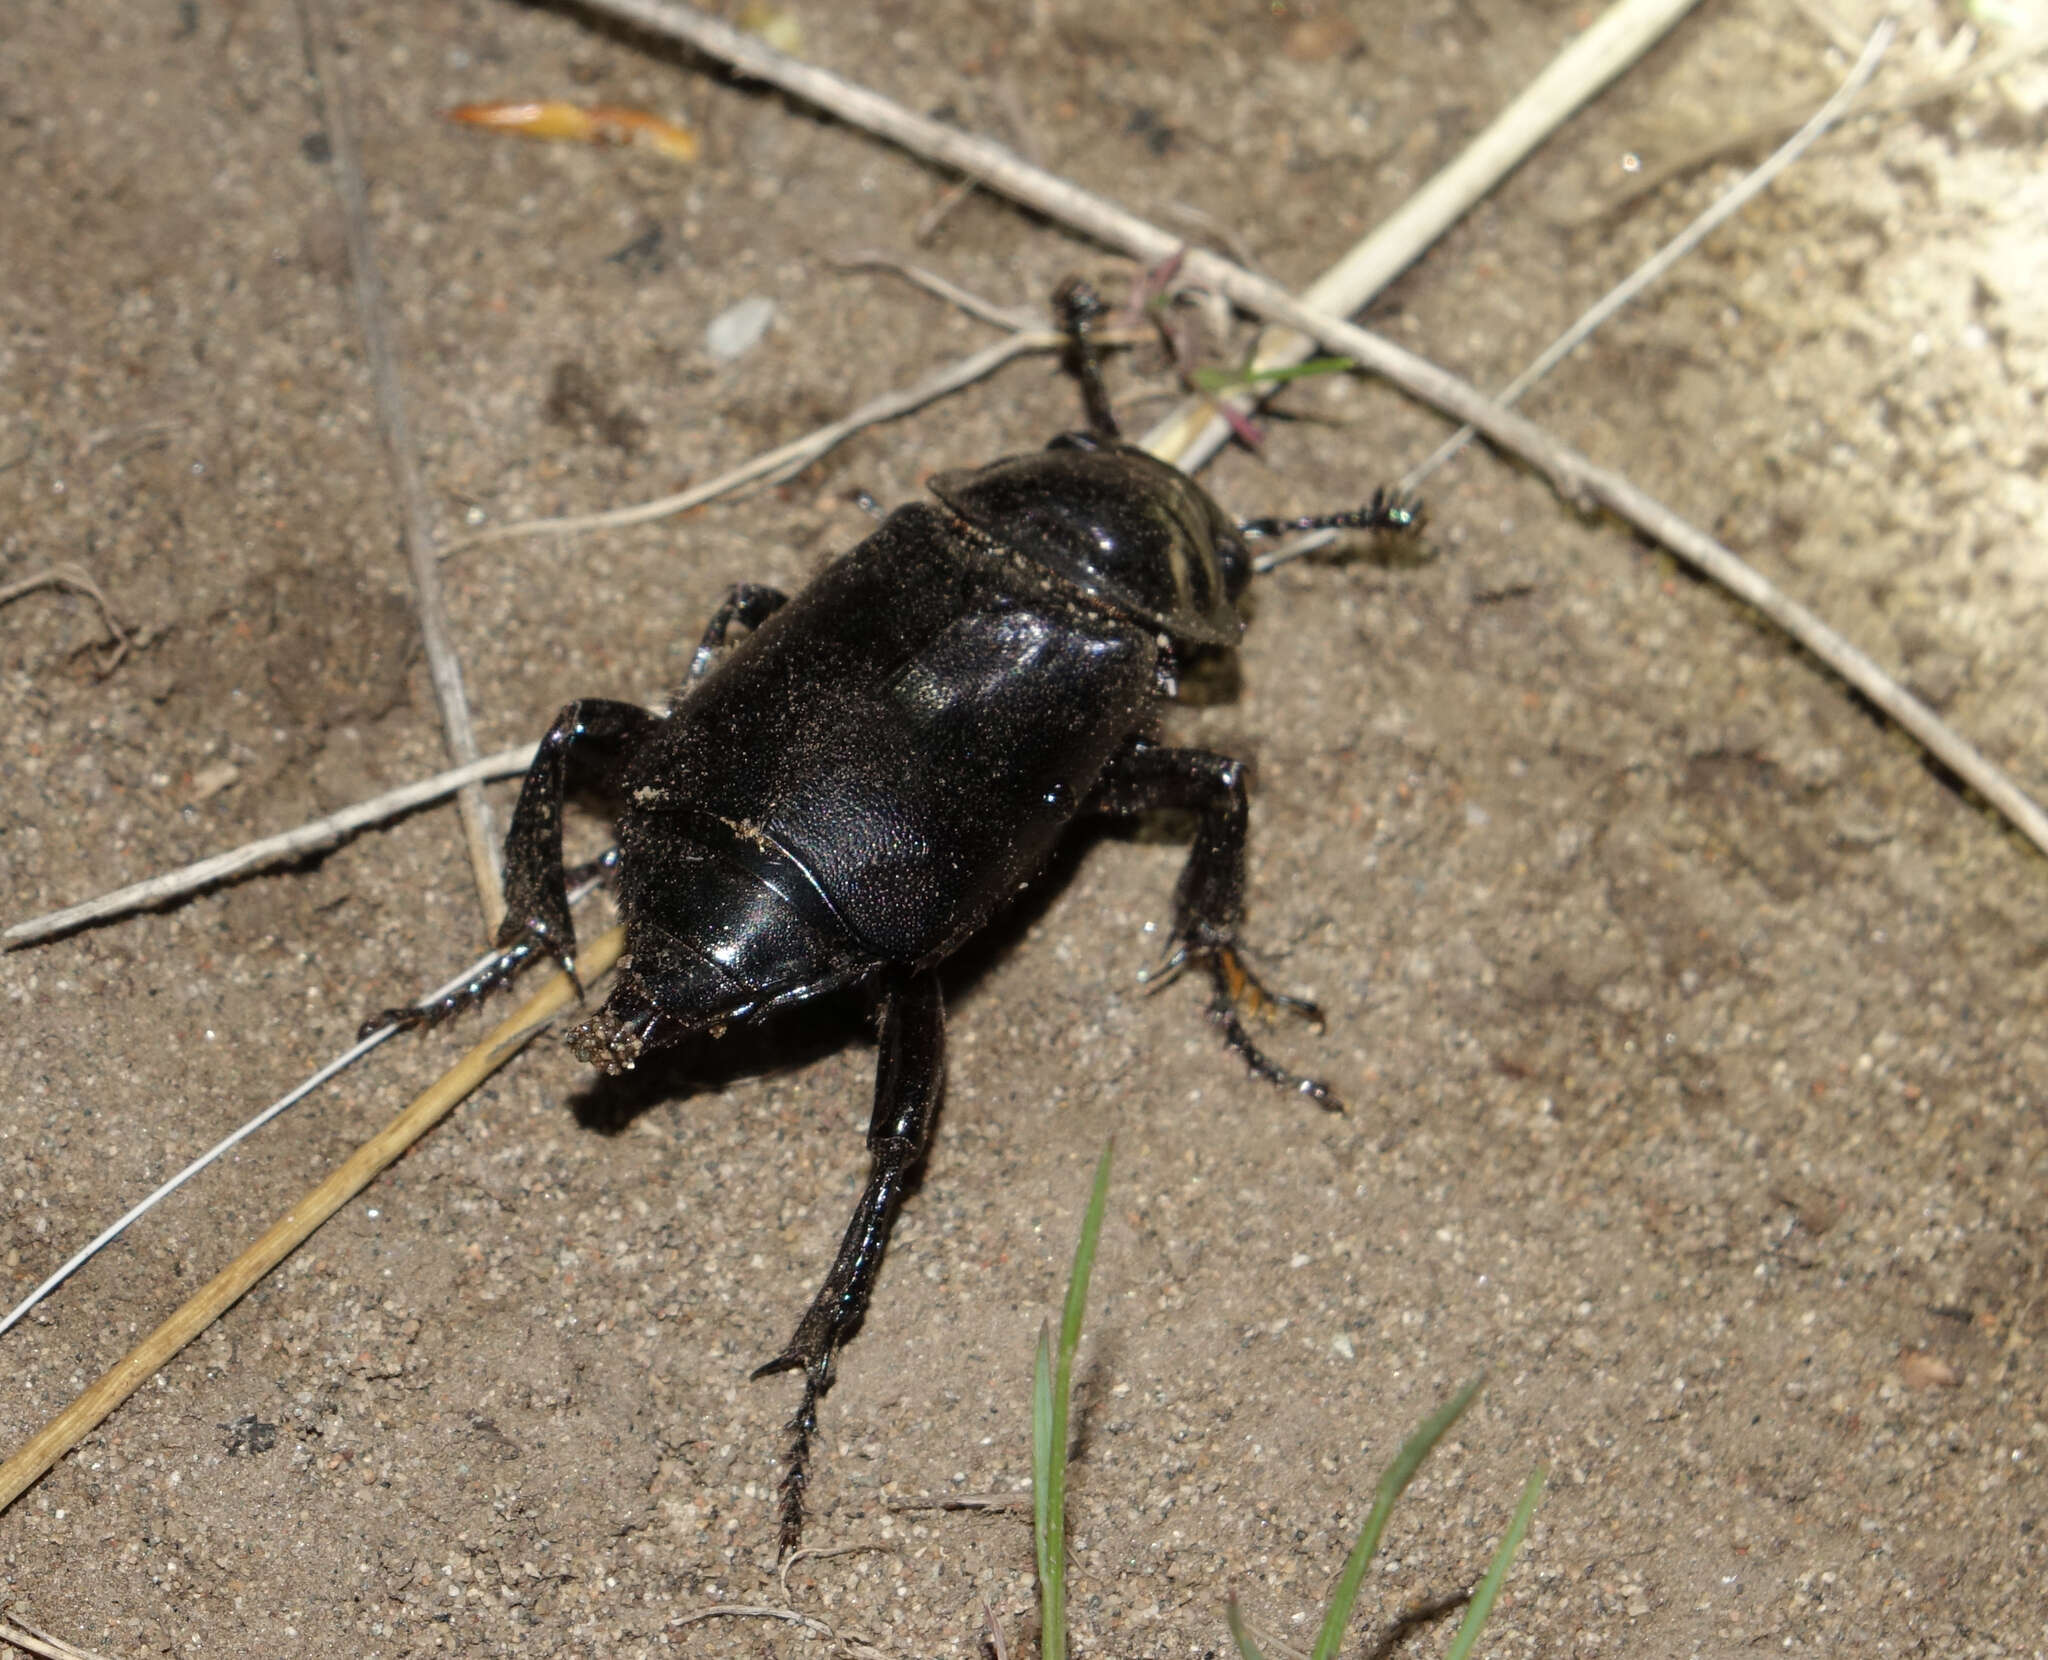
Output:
[762, 605, 1152, 962]
[614, 813, 861, 1008]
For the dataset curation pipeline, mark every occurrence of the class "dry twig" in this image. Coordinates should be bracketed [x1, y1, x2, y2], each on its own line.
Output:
[0, 565, 132, 673]
[3, 745, 538, 950]
[442, 329, 1064, 553]
[0, 1610, 116, 1660]
[295, 0, 502, 928]
[886, 1491, 1030, 1513]
[0, 935, 621, 1514]
[669, 1602, 890, 1656]
[839, 253, 1046, 333]
[670, 1604, 837, 1637]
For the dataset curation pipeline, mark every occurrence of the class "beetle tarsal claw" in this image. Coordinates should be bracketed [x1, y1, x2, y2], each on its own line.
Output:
[1137, 942, 1192, 991]
[749, 1349, 802, 1381]
[1150, 938, 1326, 1030]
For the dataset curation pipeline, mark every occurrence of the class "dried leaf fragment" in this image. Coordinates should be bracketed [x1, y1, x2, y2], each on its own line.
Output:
[445, 100, 699, 163]
[737, 1, 803, 53]
[1898, 1349, 1962, 1390]
[1282, 15, 1361, 60]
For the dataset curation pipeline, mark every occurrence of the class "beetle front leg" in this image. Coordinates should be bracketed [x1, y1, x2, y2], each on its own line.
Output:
[752, 967, 945, 1552]
[1089, 740, 1341, 1110]
[361, 698, 660, 1035]
[684, 582, 789, 684]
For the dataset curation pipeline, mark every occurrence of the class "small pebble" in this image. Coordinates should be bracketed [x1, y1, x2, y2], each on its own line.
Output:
[705, 296, 777, 364]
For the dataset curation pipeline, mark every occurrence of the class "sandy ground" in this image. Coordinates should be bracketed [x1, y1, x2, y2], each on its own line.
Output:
[5, 1, 2048, 1655]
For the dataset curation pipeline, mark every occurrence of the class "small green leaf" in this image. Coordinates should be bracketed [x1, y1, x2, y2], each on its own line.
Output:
[1443, 1466, 1546, 1660]
[1225, 1595, 1270, 1660]
[1034, 1142, 1113, 1660]
[1032, 1321, 1062, 1660]
[1189, 356, 1355, 394]
[1310, 1373, 1487, 1660]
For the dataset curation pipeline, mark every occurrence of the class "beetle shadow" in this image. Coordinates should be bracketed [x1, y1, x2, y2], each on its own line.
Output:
[930, 823, 1110, 1008]
[562, 994, 871, 1133]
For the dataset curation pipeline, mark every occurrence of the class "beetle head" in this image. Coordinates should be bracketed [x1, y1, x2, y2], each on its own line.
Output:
[928, 436, 1249, 647]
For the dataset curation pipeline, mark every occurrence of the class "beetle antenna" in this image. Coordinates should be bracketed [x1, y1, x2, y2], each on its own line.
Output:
[1053, 275, 1120, 439]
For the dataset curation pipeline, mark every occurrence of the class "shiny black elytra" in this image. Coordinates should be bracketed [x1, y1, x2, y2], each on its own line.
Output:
[367, 279, 1418, 1549]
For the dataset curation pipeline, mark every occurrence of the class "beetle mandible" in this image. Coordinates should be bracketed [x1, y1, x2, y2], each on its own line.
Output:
[367, 278, 1419, 1547]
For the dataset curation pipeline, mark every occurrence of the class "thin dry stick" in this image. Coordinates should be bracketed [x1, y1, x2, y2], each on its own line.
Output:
[0, 869, 609, 1338]
[668, 1604, 893, 1659]
[779, 1541, 895, 1600]
[669, 1605, 849, 1644]
[1142, 0, 1705, 473]
[981, 1594, 1012, 1660]
[885, 1490, 1030, 1512]
[295, 0, 502, 930]
[0, 565, 131, 672]
[0, 929, 622, 1516]
[838, 253, 1046, 333]
[1404, 20, 1895, 487]
[1576, 24, 2048, 223]
[2, 745, 538, 949]
[575, 0, 2048, 862]
[443, 329, 1062, 554]
[0, 1613, 114, 1660]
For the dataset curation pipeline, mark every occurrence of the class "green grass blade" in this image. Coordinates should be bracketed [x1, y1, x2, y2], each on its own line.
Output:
[1032, 1321, 1062, 1660]
[1056, 1142, 1115, 1419]
[1308, 1372, 1488, 1660]
[1188, 356, 1355, 394]
[1441, 1466, 1546, 1660]
[1035, 1141, 1113, 1660]
[1224, 1595, 1270, 1660]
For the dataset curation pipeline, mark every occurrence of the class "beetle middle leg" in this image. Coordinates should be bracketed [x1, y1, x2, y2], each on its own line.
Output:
[361, 697, 660, 1034]
[684, 582, 788, 684]
[751, 967, 945, 1552]
[1089, 738, 1341, 1110]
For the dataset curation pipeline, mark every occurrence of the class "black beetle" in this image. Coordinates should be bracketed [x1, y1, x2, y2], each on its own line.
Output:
[369, 280, 1417, 1546]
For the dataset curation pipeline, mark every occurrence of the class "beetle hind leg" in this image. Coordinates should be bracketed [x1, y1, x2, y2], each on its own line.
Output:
[1091, 740, 1343, 1111]
[751, 968, 946, 1553]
